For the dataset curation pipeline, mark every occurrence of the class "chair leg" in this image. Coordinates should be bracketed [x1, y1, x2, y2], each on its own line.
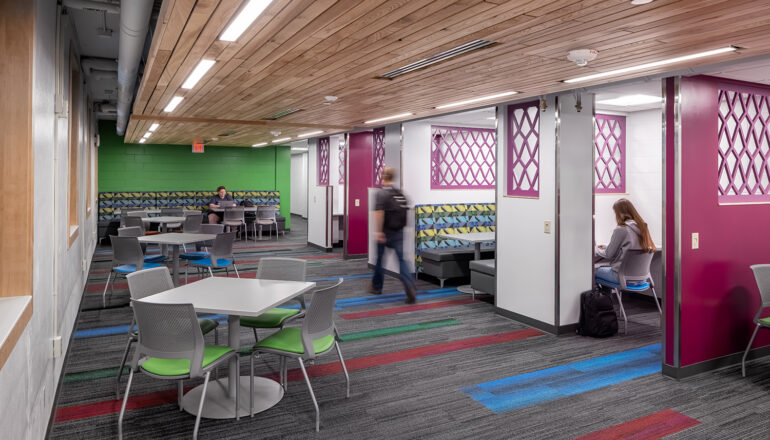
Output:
[742, 324, 761, 377]
[439, 278, 445, 288]
[233, 264, 240, 278]
[335, 341, 350, 398]
[102, 271, 113, 308]
[235, 357, 240, 421]
[115, 336, 133, 399]
[178, 380, 184, 411]
[651, 287, 662, 315]
[614, 288, 627, 334]
[214, 327, 219, 345]
[193, 371, 210, 440]
[118, 369, 134, 440]
[208, 267, 214, 278]
[297, 358, 320, 432]
[250, 354, 255, 417]
[252, 328, 259, 343]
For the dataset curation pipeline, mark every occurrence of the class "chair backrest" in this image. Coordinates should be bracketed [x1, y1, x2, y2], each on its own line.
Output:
[198, 223, 224, 248]
[223, 206, 245, 222]
[182, 212, 203, 233]
[131, 300, 206, 378]
[118, 226, 143, 238]
[257, 206, 277, 221]
[750, 265, 770, 313]
[161, 207, 184, 217]
[617, 249, 654, 289]
[210, 232, 236, 267]
[126, 210, 148, 218]
[120, 208, 145, 226]
[110, 235, 145, 268]
[124, 215, 146, 234]
[257, 257, 306, 281]
[127, 266, 174, 300]
[301, 278, 343, 359]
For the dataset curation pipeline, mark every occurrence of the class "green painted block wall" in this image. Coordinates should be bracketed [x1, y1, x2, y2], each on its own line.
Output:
[97, 121, 291, 228]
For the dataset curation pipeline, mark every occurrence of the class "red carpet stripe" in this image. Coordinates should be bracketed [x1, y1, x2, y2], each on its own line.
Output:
[574, 409, 700, 440]
[55, 328, 542, 422]
[339, 298, 476, 320]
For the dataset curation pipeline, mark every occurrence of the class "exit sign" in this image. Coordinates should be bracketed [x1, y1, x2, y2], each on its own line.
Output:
[192, 142, 205, 153]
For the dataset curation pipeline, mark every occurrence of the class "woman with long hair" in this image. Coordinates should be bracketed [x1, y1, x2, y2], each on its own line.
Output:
[595, 198, 655, 284]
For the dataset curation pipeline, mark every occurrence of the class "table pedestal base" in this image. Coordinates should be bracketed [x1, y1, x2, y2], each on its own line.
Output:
[182, 376, 284, 419]
[456, 284, 476, 295]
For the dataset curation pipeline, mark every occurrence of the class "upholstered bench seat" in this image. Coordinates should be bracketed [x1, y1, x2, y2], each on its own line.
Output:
[470, 259, 495, 296]
[421, 245, 495, 287]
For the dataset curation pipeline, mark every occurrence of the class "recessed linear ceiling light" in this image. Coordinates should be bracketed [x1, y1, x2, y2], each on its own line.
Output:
[219, 0, 273, 42]
[252, 142, 267, 147]
[138, 138, 146, 144]
[264, 108, 301, 120]
[597, 94, 661, 106]
[379, 40, 496, 79]
[164, 96, 184, 112]
[291, 147, 308, 151]
[142, 132, 151, 138]
[364, 112, 414, 124]
[435, 91, 518, 110]
[149, 123, 159, 132]
[181, 59, 216, 89]
[630, 0, 653, 5]
[272, 137, 292, 143]
[563, 46, 738, 84]
[298, 130, 324, 138]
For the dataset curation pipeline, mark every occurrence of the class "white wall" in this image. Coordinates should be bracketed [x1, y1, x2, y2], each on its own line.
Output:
[496, 98, 557, 325]
[290, 152, 308, 217]
[0, 3, 98, 438]
[594, 108, 663, 246]
[306, 139, 330, 248]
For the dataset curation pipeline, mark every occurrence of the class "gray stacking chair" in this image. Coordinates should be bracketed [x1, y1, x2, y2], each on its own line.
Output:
[595, 249, 660, 334]
[182, 223, 224, 283]
[124, 215, 146, 235]
[182, 211, 203, 233]
[222, 206, 246, 240]
[119, 207, 145, 227]
[103, 236, 163, 308]
[118, 226, 165, 263]
[189, 232, 239, 278]
[742, 264, 770, 377]
[116, 267, 219, 398]
[256, 206, 279, 240]
[118, 301, 239, 440]
[161, 207, 185, 230]
[240, 258, 308, 342]
[250, 279, 349, 431]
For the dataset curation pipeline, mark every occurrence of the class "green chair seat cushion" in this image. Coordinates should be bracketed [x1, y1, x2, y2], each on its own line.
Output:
[140, 345, 232, 376]
[255, 327, 334, 355]
[759, 317, 770, 326]
[240, 308, 300, 328]
[198, 318, 219, 335]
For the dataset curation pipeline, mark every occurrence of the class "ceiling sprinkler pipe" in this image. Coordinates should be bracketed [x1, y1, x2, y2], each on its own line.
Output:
[115, 0, 154, 135]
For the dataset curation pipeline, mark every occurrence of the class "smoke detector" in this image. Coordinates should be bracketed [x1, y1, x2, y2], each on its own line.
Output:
[324, 95, 338, 102]
[270, 130, 281, 137]
[567, 49, 598, 67]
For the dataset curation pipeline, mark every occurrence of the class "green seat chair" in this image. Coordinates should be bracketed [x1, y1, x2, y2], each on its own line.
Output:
[118, 300, 239, 440]
[742, 264, 770, 377]
[240, 257, 308, 343]
[117, 266, 219, 398]
[250, 279, 349, 432]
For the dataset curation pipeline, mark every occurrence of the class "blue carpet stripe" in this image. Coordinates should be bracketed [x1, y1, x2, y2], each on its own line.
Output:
[74, 286, 462, 338]
[461, 344, 661, 413]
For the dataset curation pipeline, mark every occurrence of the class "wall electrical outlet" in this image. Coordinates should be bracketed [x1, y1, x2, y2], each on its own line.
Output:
[355, 199, 360, 207]
[692, 232, 699, 249]
[544, 221, 551, 234]
[53, 336, 62, 358]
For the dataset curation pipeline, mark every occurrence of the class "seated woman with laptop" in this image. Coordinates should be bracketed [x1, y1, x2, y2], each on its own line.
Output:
[594, 198, 656, 284]
[207, 185, 235, 224]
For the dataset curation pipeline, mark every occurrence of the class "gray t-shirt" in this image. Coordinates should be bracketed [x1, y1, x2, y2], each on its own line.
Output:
[208, 194, 234, 207]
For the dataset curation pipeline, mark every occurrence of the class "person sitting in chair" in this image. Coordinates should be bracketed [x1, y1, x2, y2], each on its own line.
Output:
[595, 198, 656, 284]
[207, 186, 234, 224]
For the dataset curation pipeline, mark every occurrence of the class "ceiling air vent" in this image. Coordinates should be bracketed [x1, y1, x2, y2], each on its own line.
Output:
[379, 40, 496, 79]
[264, 108, 302, 120]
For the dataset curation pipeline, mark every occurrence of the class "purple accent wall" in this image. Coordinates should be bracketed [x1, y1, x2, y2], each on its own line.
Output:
[594, 114, 626, 194]
[347, 131, 373, 256]
[664, 77, 676, 366]
[679, 76, 770, 366]
[430, 125, 496, 189]
[507, 100, 540, 197]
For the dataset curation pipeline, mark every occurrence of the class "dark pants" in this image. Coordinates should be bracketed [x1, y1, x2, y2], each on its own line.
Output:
[372, 231, 415, 292]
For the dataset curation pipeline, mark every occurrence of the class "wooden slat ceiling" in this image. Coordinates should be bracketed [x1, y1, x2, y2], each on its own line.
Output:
[125, 0, 770, 146]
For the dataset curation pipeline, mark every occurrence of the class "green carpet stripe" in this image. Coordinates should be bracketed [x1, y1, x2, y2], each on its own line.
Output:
[339, 319, 461, 342]
[64, 367, 130, 384]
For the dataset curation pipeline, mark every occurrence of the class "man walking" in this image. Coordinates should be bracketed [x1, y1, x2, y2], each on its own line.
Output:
[370, 167, 417, 304]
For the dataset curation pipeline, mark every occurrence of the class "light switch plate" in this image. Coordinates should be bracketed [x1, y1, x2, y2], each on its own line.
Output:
[692, 232, 699, 249]
[355, 199, 360, 207]
[544, 221, 551, 234]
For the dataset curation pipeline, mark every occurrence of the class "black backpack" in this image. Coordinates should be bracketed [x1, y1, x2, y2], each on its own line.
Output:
[383, 187, 409, 231]
[576, 288, 618, 338]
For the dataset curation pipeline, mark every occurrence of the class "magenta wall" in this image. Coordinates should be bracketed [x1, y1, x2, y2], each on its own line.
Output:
[679, 76, 770, 366]
[346, 131, 373, 256]
[664, 78, 675, 366]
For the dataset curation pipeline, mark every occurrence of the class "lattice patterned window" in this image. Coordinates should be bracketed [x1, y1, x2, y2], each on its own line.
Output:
[718, 88, 770, 203]
[430, 126, 495, 189]
[372, 127, 385, 187]
[506, 101, 539, 197]
[318, 137, 330, 186]
[338, 138, 346, 184]
[594, 114, 626, 194]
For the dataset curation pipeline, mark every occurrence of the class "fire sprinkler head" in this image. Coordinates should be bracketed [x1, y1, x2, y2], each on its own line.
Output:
[270, 130, 281, 137]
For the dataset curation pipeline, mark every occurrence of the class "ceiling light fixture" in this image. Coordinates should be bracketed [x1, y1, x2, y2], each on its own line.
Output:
[163, 96, 184, 112]
[149, 123, 159, 132]
[291, 147, 308, 151]
[181, 59, 216, 89]
[272, 137, 291, 143]
[597, 94, 662, 106]
[298, 130, 324, 138]
[435, 91, 518, 109]
[364, 112, 414, 124]
[219, 0, 273, 42]
[142, 132, 151, 138]
[630, 0, 653, 5]
[563, 46, 738, 84]
[252, 142, 268, 147]
[138, 138, 146, 144]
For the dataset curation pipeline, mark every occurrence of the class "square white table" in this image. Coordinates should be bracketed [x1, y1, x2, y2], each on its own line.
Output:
[138, 233, 216, 286]
[439, 232, 496, 294]
[139, 277, 317, 419]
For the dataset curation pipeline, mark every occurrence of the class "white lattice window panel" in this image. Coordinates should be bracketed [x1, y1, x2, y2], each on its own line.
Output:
[595, 114, 626, 194]
[430, 126, 496, 189]
[507, 101, 539, 197]
[373, 127, 385, 187]
[318, 137, 330, 186]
